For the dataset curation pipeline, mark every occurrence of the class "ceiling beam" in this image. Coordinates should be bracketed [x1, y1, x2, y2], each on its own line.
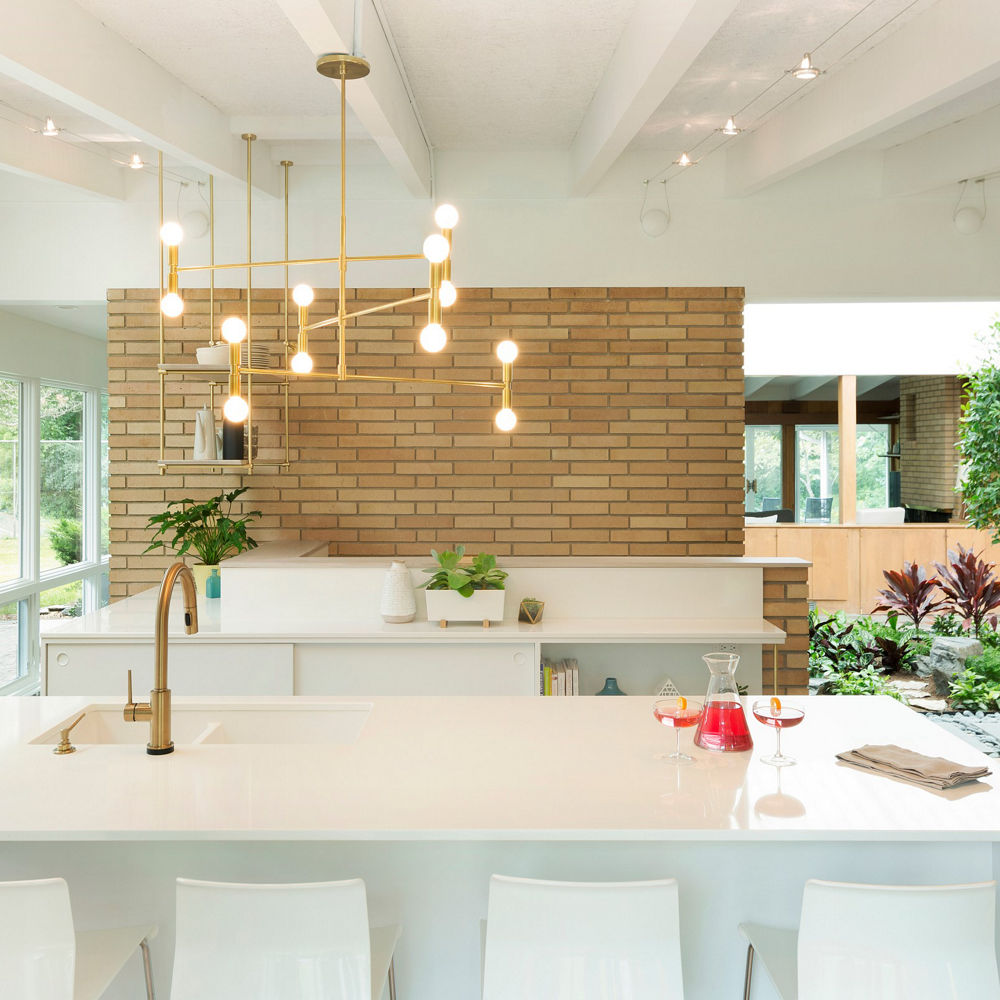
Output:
[0, 0, 280, 197]
[791, 376, 838, 401]
[882, 103, 1000, 197]
[274, 0, 431, 197]
[0, 118, 124, 199]
[744, 376, 781, 399]
[726, 0, 1000, 196]
[571, 0, 739, 195]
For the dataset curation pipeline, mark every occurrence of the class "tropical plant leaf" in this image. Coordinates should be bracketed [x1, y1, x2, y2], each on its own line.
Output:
[871, 560, 948, 630]
[934, 543, 1000, 637]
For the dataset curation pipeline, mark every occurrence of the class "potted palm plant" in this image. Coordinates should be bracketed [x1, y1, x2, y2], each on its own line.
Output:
[144, 487, 262, 597]
[421, 545, 507, 627]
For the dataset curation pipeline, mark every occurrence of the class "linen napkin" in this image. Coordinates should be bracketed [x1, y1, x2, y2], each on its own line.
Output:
[836, 743, 992, 790]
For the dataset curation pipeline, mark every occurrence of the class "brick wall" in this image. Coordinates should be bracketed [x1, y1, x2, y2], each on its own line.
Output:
[108, 286, 746, 598]
[762, 564, 810, 695]
[899, 374, 963, 515]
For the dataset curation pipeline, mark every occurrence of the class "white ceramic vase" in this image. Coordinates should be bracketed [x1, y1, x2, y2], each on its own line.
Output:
[380, 561, 416, 623]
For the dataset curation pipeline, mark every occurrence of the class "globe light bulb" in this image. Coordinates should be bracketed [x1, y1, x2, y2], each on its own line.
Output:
[640, 208, 670, 237]
[159, 292, 184, 318]
[439, 280, 457, 308]
[422, 234, 450, 263]
[495, 408, 517, 432]
[223, 395, 249, 423]
[159, 221, 184, 246]
[221, 316, 247, 344]
[954, 206, 984, 235]
[420, 323, 447, 353]
[292, 283, 314, 307]
[434, 203, 459, 229]
[291, 351, 313, 373]
[496, 340, 519, 364]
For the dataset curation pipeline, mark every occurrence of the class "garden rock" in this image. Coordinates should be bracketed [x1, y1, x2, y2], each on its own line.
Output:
[908, 697, 948, 713]
[919, 636, 983, 679]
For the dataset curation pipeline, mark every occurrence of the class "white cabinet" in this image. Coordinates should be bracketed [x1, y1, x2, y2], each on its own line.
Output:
[44, 643, 294, 696]
[294, 643, 538, 695]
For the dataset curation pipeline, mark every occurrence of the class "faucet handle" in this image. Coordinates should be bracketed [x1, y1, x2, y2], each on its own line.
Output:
[53, 712, 85, 755]
[127, 668, 134, 706]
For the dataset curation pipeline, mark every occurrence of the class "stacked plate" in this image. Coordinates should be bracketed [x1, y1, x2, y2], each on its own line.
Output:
[242, 344, 271, 369]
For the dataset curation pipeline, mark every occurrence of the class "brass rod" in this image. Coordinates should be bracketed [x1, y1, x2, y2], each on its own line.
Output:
[244, 133, 254, 470]
[239, 366, 503, 389]
[281, 160, 291, 471]
[175, 252, 423, 273]
[304, 292, 431, 331]
[338, 61, 347, 380]
[158, 151, 165, 473]
[209, 175, 215, 345]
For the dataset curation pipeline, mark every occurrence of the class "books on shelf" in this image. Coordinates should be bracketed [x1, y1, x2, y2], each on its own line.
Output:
[540, 657, 579, 696]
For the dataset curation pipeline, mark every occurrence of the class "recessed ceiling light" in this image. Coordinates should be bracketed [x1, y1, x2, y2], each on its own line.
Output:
[673, 152, 697, 167]
[788, 52, 822, 81]
[41, 117, 60, 137]
[717, 117, 742, 137]
[128, 153, 145, 169]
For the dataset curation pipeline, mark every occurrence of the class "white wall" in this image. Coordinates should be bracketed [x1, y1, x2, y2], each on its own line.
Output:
[0, 145, 997, 305]
[0, 308, 107, 387]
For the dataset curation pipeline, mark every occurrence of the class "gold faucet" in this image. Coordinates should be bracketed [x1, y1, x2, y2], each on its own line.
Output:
[124, 561, 199, 755]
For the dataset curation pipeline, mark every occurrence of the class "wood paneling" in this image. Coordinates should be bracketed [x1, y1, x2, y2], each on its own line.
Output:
[746, 524, 1000, 612]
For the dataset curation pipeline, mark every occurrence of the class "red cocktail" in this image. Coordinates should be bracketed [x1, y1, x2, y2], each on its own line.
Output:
[752, 697, 805, 767]
[694, 700, 754, 752]
[653, 697, 703, 763]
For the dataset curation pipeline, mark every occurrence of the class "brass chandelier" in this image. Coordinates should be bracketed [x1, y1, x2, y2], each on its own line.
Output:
[156, 52, 518, 435]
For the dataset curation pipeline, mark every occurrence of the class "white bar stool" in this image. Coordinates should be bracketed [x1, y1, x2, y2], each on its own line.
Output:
[740, 878, 1000, 999]
[482, 874, 685, 1000]
[169, 877, 400, 1000]
[0, 876, 156, 1000]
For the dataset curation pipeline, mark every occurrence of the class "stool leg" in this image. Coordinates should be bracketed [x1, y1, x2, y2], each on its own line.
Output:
[139, 937, 155, 1000]
[743, 943, 754, 1000]
[388, 957, 397, 1000]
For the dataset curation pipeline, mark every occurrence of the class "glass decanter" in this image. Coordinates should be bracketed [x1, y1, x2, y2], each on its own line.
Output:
[693, 652, 753, 752]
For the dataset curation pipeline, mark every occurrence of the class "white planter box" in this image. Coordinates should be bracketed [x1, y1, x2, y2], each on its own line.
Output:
[424, 588, 506, 625]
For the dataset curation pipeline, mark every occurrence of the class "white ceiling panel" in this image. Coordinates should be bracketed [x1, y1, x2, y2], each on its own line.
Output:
[378, 0, 638, 148]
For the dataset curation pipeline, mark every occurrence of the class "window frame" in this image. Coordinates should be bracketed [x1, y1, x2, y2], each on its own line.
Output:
[0, 371, 108, 695]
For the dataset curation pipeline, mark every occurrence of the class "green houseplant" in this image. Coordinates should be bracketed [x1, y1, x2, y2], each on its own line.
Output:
[420, 545, 507, 626]
[144, 487, 262, 596]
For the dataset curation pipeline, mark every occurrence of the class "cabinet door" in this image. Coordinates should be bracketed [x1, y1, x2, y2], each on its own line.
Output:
[293, 643, 539, 695]
[44, 642, 294, 695]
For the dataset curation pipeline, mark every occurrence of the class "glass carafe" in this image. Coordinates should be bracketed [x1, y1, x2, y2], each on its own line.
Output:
[694, 652, 753, 752]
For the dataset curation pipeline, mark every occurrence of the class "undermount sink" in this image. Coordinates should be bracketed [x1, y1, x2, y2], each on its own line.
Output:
[30, 703, 372, 747]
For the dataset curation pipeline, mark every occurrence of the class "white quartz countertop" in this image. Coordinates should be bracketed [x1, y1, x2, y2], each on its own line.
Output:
[0, 695, 997, 841]
[41, 588, 786, 644]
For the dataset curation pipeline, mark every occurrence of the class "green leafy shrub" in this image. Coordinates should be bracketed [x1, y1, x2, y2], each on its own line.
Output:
[823, 665, 904, 700]
[931, 613, 965, 637]
[950, 646, 1000, 712]
[421, 545, 507, 597]
[809, 609, 875, 677]
[48, 518, 82, 566]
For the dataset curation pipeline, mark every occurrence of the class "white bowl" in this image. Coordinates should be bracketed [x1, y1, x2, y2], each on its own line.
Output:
[196, 345, 229, 366]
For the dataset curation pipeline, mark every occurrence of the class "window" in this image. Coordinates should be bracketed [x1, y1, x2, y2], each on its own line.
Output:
[0, 374, 108, 694]
[857, 423, 890, 510]
[795, 426, 839, 523]
[744, 425, 782, 512]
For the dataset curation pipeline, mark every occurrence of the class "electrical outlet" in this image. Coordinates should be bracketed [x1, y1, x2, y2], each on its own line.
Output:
[714, 642, 738, 653]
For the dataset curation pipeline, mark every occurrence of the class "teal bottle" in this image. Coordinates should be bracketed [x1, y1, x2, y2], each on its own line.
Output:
[596, 677, 626, 696]
[206, 567, 221, 599]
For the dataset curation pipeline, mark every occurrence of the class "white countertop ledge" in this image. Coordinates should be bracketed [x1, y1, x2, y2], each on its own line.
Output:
[0, 695, 997, 842]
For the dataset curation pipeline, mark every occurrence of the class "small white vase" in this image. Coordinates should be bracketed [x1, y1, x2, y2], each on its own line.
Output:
[380, 561, 416, 623]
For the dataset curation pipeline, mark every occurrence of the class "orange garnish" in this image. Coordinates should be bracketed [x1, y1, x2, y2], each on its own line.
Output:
[677, 696, 687, 711]
[770, 696, 782, 714]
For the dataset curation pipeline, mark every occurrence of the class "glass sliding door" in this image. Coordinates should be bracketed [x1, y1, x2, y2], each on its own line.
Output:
[0, 378, 21, 584]
[745, 425, 782, 512]
[795, 426, 839, 522]
[857, 423, 890, 509]
[40, 386, 85, 572]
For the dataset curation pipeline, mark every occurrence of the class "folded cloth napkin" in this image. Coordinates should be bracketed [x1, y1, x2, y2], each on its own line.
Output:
[836, 743, 992, 790]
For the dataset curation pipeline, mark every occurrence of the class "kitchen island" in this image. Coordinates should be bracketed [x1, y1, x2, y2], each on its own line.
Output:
[43, 549, 803, 697]
[0, 694, 997, 999]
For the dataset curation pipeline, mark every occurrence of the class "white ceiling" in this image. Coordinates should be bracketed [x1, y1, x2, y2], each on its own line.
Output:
[0, 303, 107, 339]
[378, 0, 637, 149]
[632, 0, 939, 158]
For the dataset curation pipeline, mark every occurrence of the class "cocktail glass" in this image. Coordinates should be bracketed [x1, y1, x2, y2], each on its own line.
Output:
[752, 697, 805, 767]
[653, 697, 703, 764]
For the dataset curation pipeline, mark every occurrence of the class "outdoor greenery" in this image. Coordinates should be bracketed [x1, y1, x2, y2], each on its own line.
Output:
[421, 546, 508, 597]
[958, 318, 1000, 542]
[950, 647, 1000, 713]
[144, 487, 262, 565]
[48, 518, 82, 566]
